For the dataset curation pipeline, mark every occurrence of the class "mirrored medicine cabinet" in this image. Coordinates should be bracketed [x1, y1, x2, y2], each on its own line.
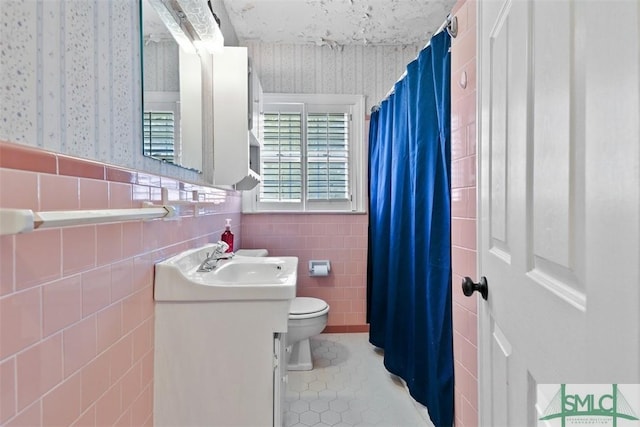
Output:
[140, 0, 204, 173]
[139, 0, 262, 190]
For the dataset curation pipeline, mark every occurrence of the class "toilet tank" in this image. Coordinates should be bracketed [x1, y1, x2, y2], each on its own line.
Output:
[235, 248, 269, 257]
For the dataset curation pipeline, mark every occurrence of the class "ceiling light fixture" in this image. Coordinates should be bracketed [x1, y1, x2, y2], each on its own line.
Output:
[175, 0, 225, 54]
[147, 0, 224, 55]
[147, 0, 197, 54]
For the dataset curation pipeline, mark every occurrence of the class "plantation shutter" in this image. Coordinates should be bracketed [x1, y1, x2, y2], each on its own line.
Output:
[261, 110, 303, 202]
[306, 111, 350, 201]
[143, 111, 176, 163]
[257, 98, 356, 212]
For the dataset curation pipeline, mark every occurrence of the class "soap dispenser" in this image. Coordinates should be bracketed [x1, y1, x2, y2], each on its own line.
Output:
[221, 218, 234, 253]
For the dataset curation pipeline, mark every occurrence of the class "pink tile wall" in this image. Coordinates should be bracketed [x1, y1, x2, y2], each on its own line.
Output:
[242, 214, 368, 331]
[450, 1, 479, 426]
[0, 140, 242, 426]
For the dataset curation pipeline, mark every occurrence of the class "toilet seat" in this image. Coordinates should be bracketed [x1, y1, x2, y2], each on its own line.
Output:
[289, 297, 329, 320]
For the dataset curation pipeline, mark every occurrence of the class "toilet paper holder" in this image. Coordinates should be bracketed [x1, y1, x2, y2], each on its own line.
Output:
[309, 260, 331, 276]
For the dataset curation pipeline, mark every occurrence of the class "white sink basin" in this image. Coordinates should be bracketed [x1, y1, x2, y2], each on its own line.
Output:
[208, 260, 288, 284]
[154, 244, 297, 301]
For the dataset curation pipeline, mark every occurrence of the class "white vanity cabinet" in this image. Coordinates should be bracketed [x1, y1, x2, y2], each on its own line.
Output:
[154, 300, 288, 427]
[153, 247, 296, 426]
[211, 47, 263, 190]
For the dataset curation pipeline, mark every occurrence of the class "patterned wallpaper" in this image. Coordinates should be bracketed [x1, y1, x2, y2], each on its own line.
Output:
[0, 0, 203, 183]
[0, 0, 423, 179]
[143, 41, 180, 92]
[246, 42, 423, 112]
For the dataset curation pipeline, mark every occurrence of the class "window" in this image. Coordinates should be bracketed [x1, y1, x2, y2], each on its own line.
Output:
[306, 111, 350, 201]
[143, 111, 176, 162]
[261, 109, 302, 202]
[143, 91, 181, 164]
[244, 94, 365, 213]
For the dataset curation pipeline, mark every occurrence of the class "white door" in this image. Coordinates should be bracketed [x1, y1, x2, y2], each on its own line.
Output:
[477, 0, 640, 425]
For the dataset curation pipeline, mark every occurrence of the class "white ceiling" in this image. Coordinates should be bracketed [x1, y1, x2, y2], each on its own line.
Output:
[221, 0, 456, 47]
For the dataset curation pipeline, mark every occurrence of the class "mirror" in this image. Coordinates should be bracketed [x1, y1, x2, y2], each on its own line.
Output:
[141, 0, 203, 172]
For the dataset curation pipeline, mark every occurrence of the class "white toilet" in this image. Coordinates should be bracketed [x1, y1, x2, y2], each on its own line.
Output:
[287, 297, 330, 371]
[235, 249, 330, 371]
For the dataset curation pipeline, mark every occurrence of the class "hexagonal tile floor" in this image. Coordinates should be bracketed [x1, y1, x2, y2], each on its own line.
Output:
[284, 333, 435, 427]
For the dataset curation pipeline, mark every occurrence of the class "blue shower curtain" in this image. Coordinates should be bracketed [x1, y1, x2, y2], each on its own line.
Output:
[368, 31, 453, 427]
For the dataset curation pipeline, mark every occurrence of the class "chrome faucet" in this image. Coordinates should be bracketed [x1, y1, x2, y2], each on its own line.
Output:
[197, 241, 232, 272]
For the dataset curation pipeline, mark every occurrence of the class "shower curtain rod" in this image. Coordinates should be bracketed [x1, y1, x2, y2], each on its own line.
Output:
[371, 14, 457, 112]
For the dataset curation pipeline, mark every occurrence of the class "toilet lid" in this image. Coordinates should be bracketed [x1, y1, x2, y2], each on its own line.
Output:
[290, 297, 329, 315]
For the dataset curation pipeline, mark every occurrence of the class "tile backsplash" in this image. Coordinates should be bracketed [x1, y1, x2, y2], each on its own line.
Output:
[242, 213, 368, 331]
[0, 140, 241, 426]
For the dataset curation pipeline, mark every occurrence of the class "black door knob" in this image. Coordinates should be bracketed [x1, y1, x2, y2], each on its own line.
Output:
[462, 276, 488, 300]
